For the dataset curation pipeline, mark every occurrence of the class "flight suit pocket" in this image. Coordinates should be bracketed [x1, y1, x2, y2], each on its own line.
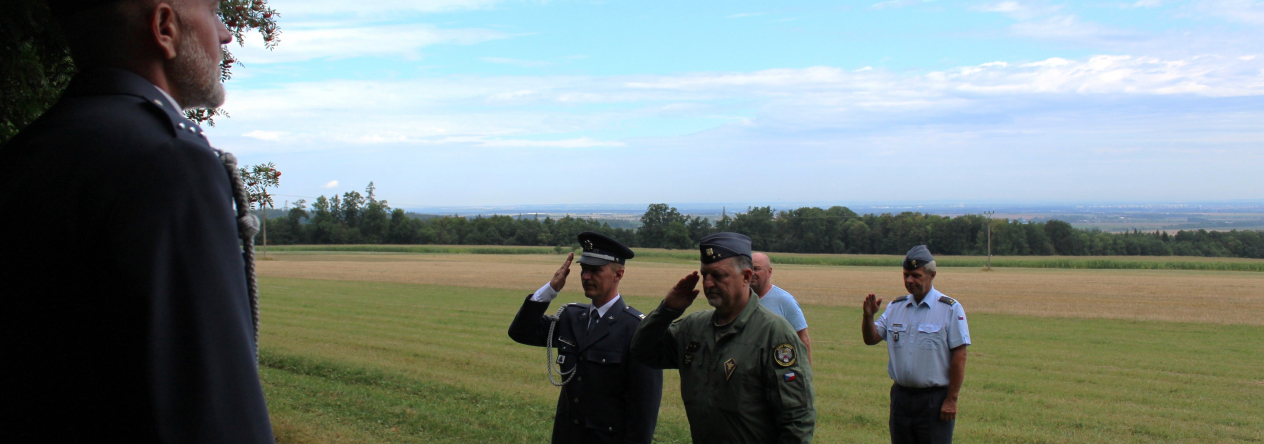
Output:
[917, 324, 942, 350]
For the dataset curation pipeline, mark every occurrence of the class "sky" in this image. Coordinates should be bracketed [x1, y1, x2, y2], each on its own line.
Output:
[208, 0, 1264, 209]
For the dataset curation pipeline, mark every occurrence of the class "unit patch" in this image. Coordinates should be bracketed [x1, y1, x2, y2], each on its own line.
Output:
[774, 343, 797, 367]
[686, 341, 700, 352]
[724, 358, 736, 380]
[784, 371, 797, 382]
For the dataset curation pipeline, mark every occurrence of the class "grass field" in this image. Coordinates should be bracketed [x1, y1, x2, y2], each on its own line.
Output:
[255, 251, 1264, 443]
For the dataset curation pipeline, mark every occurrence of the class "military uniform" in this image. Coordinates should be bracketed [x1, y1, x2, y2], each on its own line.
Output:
[507, 232, 663, 444]
[871, 246, 971, 444]
[0, 68, 273, 441]
[631, 232, 815, 444]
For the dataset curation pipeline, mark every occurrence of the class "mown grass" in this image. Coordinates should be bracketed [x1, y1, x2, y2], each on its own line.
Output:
[259, 277, 1264, 443]
[266, 244, 1264, 272]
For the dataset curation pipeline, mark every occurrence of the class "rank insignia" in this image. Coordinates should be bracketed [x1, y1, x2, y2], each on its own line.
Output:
[639, 313, 646, 319]
[706, 248, 715, 257]
[683, 354, 693, 365]
[686, 341, 700, 352]
[556, 355, 566, 365]
[724, 358, 736, 380]
[774, 343, 796, 367]
[783, 371, 797, 382]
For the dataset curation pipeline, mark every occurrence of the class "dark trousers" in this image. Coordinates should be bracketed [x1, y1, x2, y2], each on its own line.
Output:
[889, 384, 955, 444]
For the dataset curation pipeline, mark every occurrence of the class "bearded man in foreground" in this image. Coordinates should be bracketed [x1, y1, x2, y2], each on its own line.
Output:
[0, 0, 273, 441]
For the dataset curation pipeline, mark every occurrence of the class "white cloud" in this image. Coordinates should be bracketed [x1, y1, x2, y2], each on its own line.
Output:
[233, 23, 512, 63]
[974, 0, 1063, 19]
[1192, 0, 1264, 25]
[270, 0, 508, 17]
[481, 57, 553, 68]
[323, 180, 339, 188]
[243, 130, 286, 141]
[1009, 15, 1136, 42]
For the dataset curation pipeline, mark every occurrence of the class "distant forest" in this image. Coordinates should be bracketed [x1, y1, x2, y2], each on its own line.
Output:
[260, 184, 1264, 259]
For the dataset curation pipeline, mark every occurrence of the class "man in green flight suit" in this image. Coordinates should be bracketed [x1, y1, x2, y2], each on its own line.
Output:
[631, 232, 816, 443]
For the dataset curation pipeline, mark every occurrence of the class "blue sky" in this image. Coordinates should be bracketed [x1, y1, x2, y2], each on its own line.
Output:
[208, 0, 1264, 209]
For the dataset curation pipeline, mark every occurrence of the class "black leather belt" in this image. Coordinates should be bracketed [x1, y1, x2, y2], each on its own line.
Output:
[894, 384, 947, 395]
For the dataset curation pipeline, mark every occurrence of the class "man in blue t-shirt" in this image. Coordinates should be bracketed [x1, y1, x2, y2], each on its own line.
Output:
[751, 252, 813, 364]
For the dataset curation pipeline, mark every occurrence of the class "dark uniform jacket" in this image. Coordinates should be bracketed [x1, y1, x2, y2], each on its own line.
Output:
[631, 292, 816, 444]
[508, 294, 663, 444]
[0, 69, 274, 442]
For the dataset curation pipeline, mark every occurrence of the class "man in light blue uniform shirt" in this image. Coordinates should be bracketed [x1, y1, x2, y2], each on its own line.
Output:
[751, 252, 812, 364]
[862, 245, 970, 444]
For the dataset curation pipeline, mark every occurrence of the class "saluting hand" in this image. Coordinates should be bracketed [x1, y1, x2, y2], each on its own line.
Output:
[664, 271, 700, 310]
[862, 293, 883, 317]
[549, 253, 574, 292]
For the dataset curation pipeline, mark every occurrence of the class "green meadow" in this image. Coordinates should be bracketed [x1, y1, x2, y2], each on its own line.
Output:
[258, 276, 1264, 443]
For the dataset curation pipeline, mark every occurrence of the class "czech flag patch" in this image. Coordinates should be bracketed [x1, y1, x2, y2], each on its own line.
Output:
[783, 371, 797, 382]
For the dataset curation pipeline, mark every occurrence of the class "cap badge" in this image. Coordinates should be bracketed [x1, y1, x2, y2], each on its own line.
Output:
[706, 248, 715, 257]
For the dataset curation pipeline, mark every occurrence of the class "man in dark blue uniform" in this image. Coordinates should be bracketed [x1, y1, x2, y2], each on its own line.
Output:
[508, 232, 663, 443]
[0, 0, 273, 442]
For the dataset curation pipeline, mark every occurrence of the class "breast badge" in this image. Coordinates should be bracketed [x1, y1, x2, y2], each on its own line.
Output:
[774, 343, 796, 367]
[724, 358, 737, 380]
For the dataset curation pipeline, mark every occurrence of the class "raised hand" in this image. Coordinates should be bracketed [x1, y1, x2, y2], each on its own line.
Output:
[863, 293, 883, 317]
[664, 271, 701, 310]
[549, 253, 574, 292]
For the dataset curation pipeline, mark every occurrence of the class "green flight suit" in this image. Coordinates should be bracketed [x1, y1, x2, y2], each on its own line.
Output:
[631, 291, 816, 443]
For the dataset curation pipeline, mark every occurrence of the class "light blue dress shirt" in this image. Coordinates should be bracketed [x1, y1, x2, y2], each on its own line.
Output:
[873, 287, 971, 388]
[759, 285, 809, 331]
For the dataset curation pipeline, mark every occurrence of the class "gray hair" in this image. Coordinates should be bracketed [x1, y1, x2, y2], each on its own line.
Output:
[923, 260, 937, 274]
[731, 255, 753, 272]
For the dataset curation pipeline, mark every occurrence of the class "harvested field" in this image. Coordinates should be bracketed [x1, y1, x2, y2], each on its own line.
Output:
[257, 252, 1264, 325]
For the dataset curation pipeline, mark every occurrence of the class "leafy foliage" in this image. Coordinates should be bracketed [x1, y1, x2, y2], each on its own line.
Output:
[240, 162, 281, 210]
[0, 0, 280, 144]
[262, 184, 1264, 259]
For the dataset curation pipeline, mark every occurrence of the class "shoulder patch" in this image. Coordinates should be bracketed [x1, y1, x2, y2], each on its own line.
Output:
[893, 295, 909, 303]
[938, 296, 957, 306]
[774, 343, 797, 367]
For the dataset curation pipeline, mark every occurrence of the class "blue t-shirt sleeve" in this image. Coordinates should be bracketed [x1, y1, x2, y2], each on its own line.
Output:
[784, 299, 808, 331]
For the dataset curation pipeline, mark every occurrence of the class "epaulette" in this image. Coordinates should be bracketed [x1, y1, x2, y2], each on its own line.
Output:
[893, 295, 908, 303]
[563, 302, 589, 311]
[938, 296, 957, 306]
[623, 305, 646, 320]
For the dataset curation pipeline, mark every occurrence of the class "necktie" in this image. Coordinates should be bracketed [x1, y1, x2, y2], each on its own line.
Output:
[588, 309, 599, 331]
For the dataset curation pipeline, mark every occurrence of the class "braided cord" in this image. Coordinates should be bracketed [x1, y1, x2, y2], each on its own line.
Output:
[545, 305, 577, 387]
[218, 150, 261, 363]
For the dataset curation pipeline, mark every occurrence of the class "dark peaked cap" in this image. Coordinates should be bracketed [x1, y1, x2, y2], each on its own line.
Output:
[698, 232, 752, 264]
[576, 231, 634, 266]
[903, 245, 935, 270]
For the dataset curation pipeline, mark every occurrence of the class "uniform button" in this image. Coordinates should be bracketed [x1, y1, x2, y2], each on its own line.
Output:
[608, 427, 613, 432]
[579, 357, 584, 362]
[578, 376, 583, 381]
[152, 99, 163, 106]
[573, 398, 579, 403]
[573, 420, 580, 425]
[178, 122, 186, 130]
[601, 359, 606, 363]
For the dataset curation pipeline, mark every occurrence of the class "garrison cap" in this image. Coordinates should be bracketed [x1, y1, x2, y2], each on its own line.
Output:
[47, 0, 126, 17]
[576, 231, 634, 266]
[698, 232, 752, 264]
[903, 245, 934, 270]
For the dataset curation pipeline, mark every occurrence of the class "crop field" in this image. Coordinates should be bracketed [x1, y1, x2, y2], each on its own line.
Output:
[255, 250, 1264, 443]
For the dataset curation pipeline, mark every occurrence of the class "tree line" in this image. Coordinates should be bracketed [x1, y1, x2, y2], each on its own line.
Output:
[261, 184, 1264, 259]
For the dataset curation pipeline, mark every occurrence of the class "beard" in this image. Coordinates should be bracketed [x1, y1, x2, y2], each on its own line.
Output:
[169, 23, 225, 110]
[705, 289, 723, 308]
